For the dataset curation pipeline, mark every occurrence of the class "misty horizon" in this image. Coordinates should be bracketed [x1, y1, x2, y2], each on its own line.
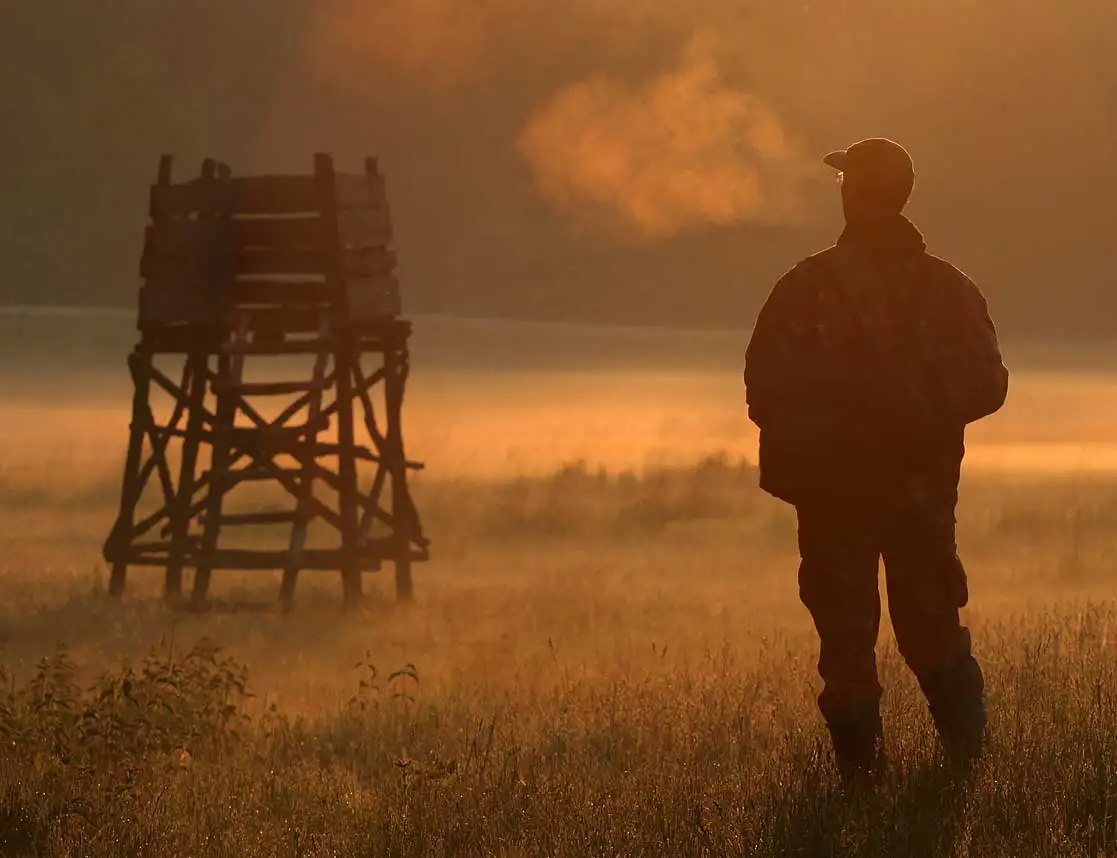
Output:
[5, 1, 1117, 338]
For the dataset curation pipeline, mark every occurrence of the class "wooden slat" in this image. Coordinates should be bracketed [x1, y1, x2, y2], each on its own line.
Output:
[140, 241, 231, 281]
[140, 247, 395, 280]
[144, 210, 392, 252]
[348, 274, 401, 319]
[242, 306, 327, 335]
[232, 280, 337, 305]
[216, 308, 331, 337]
[201, 511, 303, 527]
[234, 248, 324, 276]
[227, 422, 322, 443]
[142, 221, 227, 257]
[233, 276, 396, 313]
[234, 217, 320, 247]
[211, 379, 331, 396]
[216, 338, 339, 356]
[239, 247, 396, 278]
[149, 173, 388, 217]
[305, 443, 376, 461]
[144, 326, 225, 353]
[144, 217, 318, 252]
[205, 466, 304, 483]
[140, 317, 408, 352]
[138, 284, 227, 325]
[151, 175, 312, 216]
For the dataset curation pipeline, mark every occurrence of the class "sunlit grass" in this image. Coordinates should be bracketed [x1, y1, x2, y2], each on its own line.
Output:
[0, 445, 1116, 855]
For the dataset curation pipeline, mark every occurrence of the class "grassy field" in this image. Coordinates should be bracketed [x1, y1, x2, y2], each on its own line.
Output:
[0, 309, 1116, 856]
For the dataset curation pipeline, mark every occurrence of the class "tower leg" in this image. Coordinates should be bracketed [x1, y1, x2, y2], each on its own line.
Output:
[105, 347, 154, 598]
[337, 343, 363, 610]
[165, 353, 207, 601]
[385, 340, 414, 603]
[280, 316, 331, 613]
[194, 353, 234, 607]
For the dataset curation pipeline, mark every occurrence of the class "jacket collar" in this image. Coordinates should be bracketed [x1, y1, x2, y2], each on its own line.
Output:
[837, 213, 927, 256]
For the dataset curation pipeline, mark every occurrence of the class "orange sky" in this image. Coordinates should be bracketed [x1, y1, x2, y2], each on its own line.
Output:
[5, 1, 1117, 335]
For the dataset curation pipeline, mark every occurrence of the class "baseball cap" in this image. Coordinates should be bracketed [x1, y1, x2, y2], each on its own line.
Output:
[823, 138, 914, 191]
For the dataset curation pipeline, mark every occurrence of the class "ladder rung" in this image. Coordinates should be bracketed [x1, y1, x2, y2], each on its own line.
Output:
[213, 379, 330, 396]
[225, 421, 325, 441]
[221, 339, 336, 356]
[201, 511, 304, 527]
[310, 443, 376, 460]
[207, 466, 307, 483]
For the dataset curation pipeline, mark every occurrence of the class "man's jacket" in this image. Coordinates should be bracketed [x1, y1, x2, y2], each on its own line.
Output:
[743, 214, 1009, 505]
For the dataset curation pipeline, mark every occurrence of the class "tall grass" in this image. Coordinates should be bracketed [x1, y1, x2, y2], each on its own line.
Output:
[1, 456, 1116, 856]
[1, 606, 1116, 857]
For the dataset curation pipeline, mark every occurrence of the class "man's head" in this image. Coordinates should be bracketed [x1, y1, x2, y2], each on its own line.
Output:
[823, 138, 915, 221]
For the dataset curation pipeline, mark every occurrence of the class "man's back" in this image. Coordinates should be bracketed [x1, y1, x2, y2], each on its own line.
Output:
[743, 213, 1008, 505]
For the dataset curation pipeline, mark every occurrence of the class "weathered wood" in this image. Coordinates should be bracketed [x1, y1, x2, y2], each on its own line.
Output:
[141, 245, 397, 281]
[211, 378, 331, 396]
[105, 345, 154, 594]
[354, 366, 387, 450]
[384, 345, 415, 602]
[348, 274, 401, 320]
[124, 361, 192, 509]
[223, 305, 337, 336]
[232, 279, 335, 305]
[234, 247, 395, 278]
[282, 312, 331, 610]
[138, 283, 227, 325]
[304, 443, 377, 461]
[203, 510, 304, 527]
[201, 429, 347, 532]
[269, 385, 332, 428]
[149, 173, 387, 218]
[194, 337, 242, 606]
[142, 209, 392, 256]
[320, 366, 384, 426]
[209, 465, 304, 483]
[165, 354, 208, 598]
[142, 412, 177, 509]
[314, 153, 364, 611]
[226, 420, 328, 448]
[110, 153, 428, 610]
[142, 220, 230, 259]
[141, 321, 407, 355]
[216, 338, 334, 356]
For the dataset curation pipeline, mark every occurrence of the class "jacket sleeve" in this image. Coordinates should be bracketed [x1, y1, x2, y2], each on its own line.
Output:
[743, 263, 815, 428]
[933, 269, 1010, 424]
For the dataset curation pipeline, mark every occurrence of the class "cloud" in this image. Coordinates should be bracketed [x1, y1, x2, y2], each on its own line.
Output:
[516, 34, 812, 240]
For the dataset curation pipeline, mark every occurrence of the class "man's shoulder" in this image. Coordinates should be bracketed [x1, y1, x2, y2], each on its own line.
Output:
[922, 252, 977, 290]
[777, 245, 841, 285]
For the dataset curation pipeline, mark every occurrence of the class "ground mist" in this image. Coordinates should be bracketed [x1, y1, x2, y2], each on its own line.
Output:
[0, 454, 1115, 856]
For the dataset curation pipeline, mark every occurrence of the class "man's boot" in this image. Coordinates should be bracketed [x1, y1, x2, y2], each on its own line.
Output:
[824, 704, 885, 789]
[918, 651, 986, 771]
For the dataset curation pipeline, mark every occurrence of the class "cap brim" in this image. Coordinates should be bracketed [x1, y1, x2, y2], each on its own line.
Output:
[822, 150, 847, 171]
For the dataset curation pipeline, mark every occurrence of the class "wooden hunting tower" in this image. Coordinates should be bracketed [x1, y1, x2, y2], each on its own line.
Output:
[103, 153, 430, 610]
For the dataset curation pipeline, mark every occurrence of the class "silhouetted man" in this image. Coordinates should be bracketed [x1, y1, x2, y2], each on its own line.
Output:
[742, 138, 1009, 786]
